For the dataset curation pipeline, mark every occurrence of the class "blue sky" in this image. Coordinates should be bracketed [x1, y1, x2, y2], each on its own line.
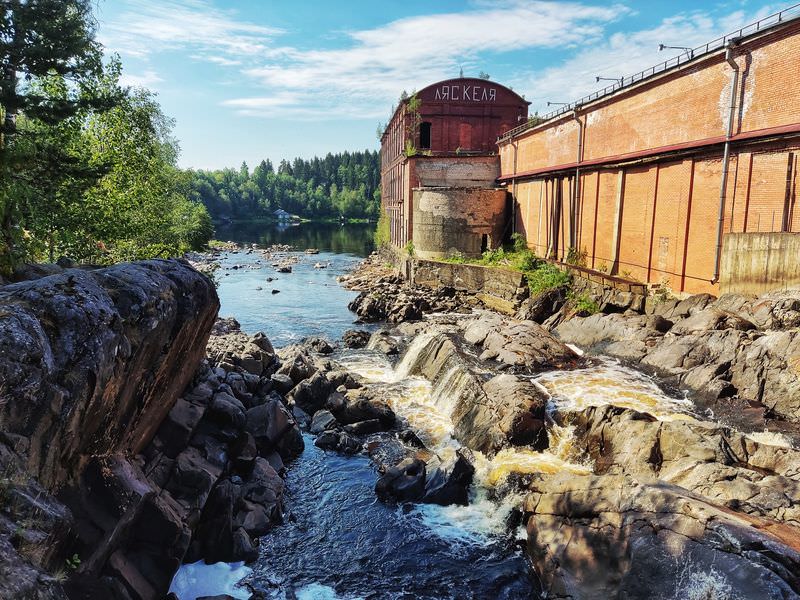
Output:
[94, 0, 781, 170]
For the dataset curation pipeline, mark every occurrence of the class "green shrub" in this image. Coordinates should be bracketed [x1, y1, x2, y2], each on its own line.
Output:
[405, 241, 415, 256]
[374, 209, 390, 248]
[511, 232, 528, 253]
[527, 263, 571, 295]
[566, 246, 588, 267]
[573, 293, 600, 315]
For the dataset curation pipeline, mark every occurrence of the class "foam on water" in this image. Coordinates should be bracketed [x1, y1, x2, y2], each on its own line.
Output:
[168, 560, 251, 600]
[338, 347, 592, 548]
[536, 357, 694, 419]
[296, 583, 364, 600]
[746, 430, 795, 448]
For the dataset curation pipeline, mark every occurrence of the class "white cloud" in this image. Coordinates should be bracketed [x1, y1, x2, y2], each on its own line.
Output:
[513, 5, 781, 116]
[236, 1, 629, 119]
[98, 0, 781, 123]
[98, 0, 282, 60]
[119, 69, 163, 89]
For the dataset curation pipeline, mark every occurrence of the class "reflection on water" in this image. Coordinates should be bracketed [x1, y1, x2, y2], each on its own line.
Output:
[215, 220, 375, 256]
[213, 222, 375, 346]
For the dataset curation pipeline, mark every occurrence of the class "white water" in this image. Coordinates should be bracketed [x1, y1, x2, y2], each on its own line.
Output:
[338, 349, 591, 542]
[535, 357, 696, 421]
[745, 430, 795, 448]
[169, 560, 252, 599]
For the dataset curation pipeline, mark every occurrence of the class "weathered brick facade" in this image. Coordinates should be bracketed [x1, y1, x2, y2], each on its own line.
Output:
[381, 78, 528, 247]
[498, 16, 800, 295]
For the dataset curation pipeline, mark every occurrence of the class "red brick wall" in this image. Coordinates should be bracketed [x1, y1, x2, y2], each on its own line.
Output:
[499, 19, 800, 295]
[381, 78, 528, 247]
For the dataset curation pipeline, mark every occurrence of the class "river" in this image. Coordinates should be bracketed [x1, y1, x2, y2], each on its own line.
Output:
[169, 221, 716, 600]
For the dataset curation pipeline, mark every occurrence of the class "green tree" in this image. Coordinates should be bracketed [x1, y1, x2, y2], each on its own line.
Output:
[0, 0, 109, 271]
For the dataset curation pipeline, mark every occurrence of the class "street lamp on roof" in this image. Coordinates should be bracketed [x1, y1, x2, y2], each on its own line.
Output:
[596, 75, 625, 87]
[659, 43, 694, 58]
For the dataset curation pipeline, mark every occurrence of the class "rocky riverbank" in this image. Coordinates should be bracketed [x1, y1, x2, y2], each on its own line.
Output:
[0, 260, 310, 599]
[348, 311, 800, 599]
[3, 247, 800, 600]
[335, 252, 800, 597]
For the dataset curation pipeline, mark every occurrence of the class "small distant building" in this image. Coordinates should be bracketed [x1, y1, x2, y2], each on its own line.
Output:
[273, 208, 292, 222]
[380, 78, 529, 257]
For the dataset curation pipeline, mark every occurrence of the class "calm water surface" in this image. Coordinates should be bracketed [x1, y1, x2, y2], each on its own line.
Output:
[214, 222, 375, 345]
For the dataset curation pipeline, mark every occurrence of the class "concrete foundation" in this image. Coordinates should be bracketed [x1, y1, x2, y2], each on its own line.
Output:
[720, 232, 800, 295]
[412, 187, 508, 259]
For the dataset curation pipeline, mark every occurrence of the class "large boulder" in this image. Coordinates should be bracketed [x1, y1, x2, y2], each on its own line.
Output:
[524, 473, 800, 600]
[375, 458, 426, 502]
[0, 259, 219, 488]
[422, 449, 475, 506]
[245, 396, 304, 460]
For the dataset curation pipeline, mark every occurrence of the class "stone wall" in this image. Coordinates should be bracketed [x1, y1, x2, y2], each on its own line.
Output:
[413, 155, 499, 188]
[409, 259, 528, 314]
[412, 188, 508, 259]
[720, 232, 800, 294]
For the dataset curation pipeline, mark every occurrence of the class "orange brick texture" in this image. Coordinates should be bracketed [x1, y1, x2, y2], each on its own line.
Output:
[500, 21, 800, 295]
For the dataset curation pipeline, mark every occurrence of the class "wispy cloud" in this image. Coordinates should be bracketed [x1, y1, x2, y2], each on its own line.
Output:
[514, 5, 780, 115]
[98, 0, 282, 60]
[234, 1, 629, 119]
[119, 69, 163, 89]
[98, 0, 779, 123]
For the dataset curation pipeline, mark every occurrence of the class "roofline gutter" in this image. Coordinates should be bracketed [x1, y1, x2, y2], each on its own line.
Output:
[496, 122, 800, 182]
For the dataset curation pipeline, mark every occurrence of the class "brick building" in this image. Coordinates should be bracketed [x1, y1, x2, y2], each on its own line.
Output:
[381, 78, 528, 251]
[498, 7, 800, 295]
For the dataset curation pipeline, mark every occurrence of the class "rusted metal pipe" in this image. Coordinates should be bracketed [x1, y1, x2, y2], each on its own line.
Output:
[712, 42, 740, 283]
[572, 108, 583, 250]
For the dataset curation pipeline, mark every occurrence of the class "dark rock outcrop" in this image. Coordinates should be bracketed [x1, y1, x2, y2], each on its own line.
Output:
[0, 260, 307, 599]
[375, 458, 427, 502]
[422, 449, 475, 506]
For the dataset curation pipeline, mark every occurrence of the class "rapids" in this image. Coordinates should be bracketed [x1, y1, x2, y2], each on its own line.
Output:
[172, 224, 790, 599]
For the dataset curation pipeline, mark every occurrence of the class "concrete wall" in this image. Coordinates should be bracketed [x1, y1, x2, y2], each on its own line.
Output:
[412, 188, 508, 259]
[410, 259, 528, 314]
[720, 233, 800, 295]
[414, 155, 499, 188]
[500, 19, 800, 295]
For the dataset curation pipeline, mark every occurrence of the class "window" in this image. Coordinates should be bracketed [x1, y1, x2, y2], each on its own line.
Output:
[420, 122, 432, 149]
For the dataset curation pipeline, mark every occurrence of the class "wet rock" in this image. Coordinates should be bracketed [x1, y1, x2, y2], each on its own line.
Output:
[325, 391, 347, 413]
[314, 430, 361, 454]
[245, 396, 304, 460]
[375, 458, 427, 502]
[270, 373, 294, 395]
[422, 449, 475, 506]
[523, 472, 800, 600]
[326, 370, 363, 390]
[336, 391, 396, 428]
[276, 351, 317, 384]
[310, 410, 338, 434]
[305, 337, 334, 355]
[400, 327, 552, 453]
[464, 311, 578, 370]
[515, 286, 568, 323]
[398, 429, 426, 449]
[289, 371, 333, 415]
[208, 391, 247, 431]
[343, 419, 384, 436]
[368, 330, 400, 355]
[157, 398, 206, 457]
[342, 329, 371, 348]
[314, 430, 340, 451]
